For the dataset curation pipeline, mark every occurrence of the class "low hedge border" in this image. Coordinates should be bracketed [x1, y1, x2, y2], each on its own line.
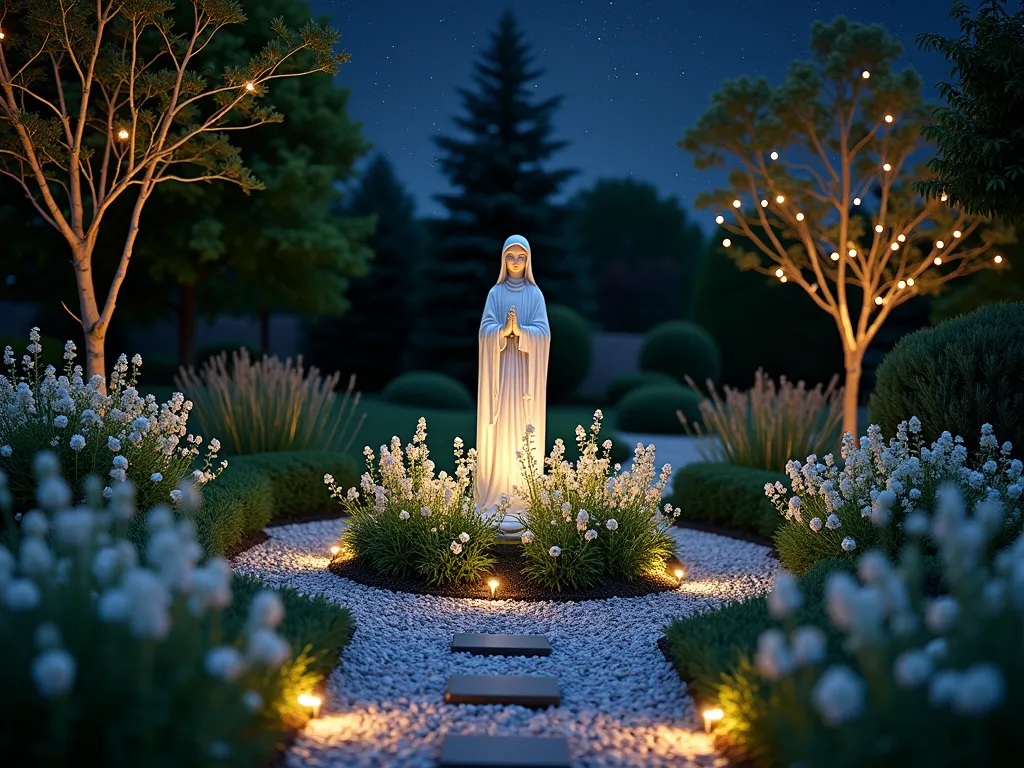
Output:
[668, 461, 786, 541]
[195, 450, 359, 557]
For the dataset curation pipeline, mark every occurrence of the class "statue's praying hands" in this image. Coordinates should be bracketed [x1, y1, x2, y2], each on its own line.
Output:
[503, 306, 520, 338]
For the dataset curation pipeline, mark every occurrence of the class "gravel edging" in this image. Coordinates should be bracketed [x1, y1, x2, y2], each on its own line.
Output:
[232, 519, 776, 768]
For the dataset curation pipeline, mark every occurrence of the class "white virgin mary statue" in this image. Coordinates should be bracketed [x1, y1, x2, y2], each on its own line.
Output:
[475, 234, 551, 535]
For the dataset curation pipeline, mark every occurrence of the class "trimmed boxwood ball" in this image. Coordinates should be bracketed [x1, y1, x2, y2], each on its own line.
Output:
[546, 303, 592, 403]
[605, 371, 678, 405]
[639, 320, 722, 390]
[616, 383, 703, 434]
[868, 301, 1024, 453]
[381, 370, 474, 410]
[668, 462, 786, 540]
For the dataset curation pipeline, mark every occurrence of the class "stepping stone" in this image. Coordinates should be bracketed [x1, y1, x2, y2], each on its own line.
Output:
[439, 734, 571, 767]
[451, 633, 552, 658]
[445, 674, 560, 708]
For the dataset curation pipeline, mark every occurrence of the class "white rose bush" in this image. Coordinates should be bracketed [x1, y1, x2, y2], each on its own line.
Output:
[720, 482, 1024, 767]
[326, 418, 499, 586]
[765, 417, 1023, 573]
[0, 330, 225, 517]
[515, 411, 678, 591]
[0, 455, 321, 766]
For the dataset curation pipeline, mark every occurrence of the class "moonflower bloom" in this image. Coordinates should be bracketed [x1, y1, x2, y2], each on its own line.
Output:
[520, 530, 534, 544]
[450, 541, 463, 554]
[53, 415, 68, 429]
[812, 665, 865, 726]
[549, 546, 562, 558]
[247, 591, 285, 631]
[150, 473, 163, 483]
[809, 517, 823, 532]
[97, 589, 130, 622]
[903, 512, 929, 537]
[112, 455, 128, 469]
[20, 537, 54, 576]
[69, 434, 86, 452]
[929, 669, 961, 706]
[767, 570, 802, 619]
[953, 663, 1006, 715]
[398, 510, 410, 521]
[605, 519, 618, 531]
[0, 445, 11, 457]
[91, 547, 121, 585]
[584, 529, 598, 542]
[205, 647, 245, 681]
[21, 510, 48, 538]
[4, 578, 41, 611]
[54, 509, 93, 547]
[791, 626, 827, 666]
[246, 628, 290, 667]
[243, 690, 263, 713]
[754, 629, 794, 680]
[37, 476, 71, 510]
[458, 532, 470, 544]
[31, 648, 76, 698]
[893, 649, 933, 688]
[841, 537, 856, 552]
[925, 596, 960, 634]
[825, 513, 842, 530]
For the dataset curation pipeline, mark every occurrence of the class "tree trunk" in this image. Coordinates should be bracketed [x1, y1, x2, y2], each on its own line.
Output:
[71, 244, 106, 385]
[259, 310, 271, 356]
[83, 325, 106, 386]
[842, 348, 864, 439]
[178, 284, 197, 369]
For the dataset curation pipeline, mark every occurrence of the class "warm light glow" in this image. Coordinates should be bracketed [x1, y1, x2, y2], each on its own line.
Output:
[874, 224, 883, 233]
[245, 81, 256, 91]
[891, 242, 900, 251]
[1, 31, 6, 40]
[715, 215, 725, 224]
[934, 256, 943, 265]
[117, 129, 129, 140]
[330, 545, 340, 556]
[936, 240, 945, 249]
[875, 296, 884, 305]
[780, 276, 788, 283]
[775, 194, 785, 204]
[853, 197, 861, 206]
[775, 268, 784, 278]
[298, 694, 323, 718]
[862, 70, 871, 79]
[770, 151, 779, 160]
[796, 212, 804, 221]
[897, 234, 906, 242]
[722, 238, 732, 248]
[703, 708, 725, 733]
[848, 248, 857, 257]
[995, 254, 1004, 264]
[488, 578, 499, 598]
[831, 252, 840, 261]
[674, 568, 685, 581]
[882, 163, 892, 172]
[941, 192, 948, 202]
[907, 277, 915, 286]
[761, 199, 769, 207]
[732, 199, 742, 208]
[884, 114, 894, 123]
[953, 230, 962, 238]
[898, 280, 906, 289]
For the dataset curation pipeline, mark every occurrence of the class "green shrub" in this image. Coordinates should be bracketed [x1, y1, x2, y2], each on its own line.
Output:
[669, 462, 786, 540]
[226, 451, 359, 522]
[605, 371, 677, 405]
[680, 369, 844, 472]
[868, 301, 1024, 454]
[0, 330, 225, 515]
[176, 349, 364, 455]
[328, 419, 498, 585]
[0, 457, 330, 767]
[663, 558, 850, 702]
[380, 371, 474, 410]
[617, 383, 703, 434]
[546, 304, 593, 403]
[193, 465, 273, 556]
[723, 486, 1024, 768]
[515, 413, 677, 590]
[767, 420, 1024, 574]
[639, 320, 722, 389]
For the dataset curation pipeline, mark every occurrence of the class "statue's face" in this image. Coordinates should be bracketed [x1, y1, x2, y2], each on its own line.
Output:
[504, 244, 528, 276]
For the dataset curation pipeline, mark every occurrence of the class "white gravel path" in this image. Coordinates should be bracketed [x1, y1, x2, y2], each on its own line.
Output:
[232, 519, 776, 768]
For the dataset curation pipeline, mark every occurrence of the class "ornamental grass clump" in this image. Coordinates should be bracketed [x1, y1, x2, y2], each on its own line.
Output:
[721, 483, 1024, 767]
[0, 329, 225, 515]
[176, 348, 364, 455]
[766, 418, 1023, 574]
[0, 455, 320, 767]
[326, 418, 499, 586]
[515, 411, 677, 591]
[679, 369, 844, 471]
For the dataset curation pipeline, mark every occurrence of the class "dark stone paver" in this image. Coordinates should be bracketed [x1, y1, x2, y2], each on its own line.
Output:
[451, 633, 552, 657]
[439, 735, 571, 767]
[444, 674, 561, 708]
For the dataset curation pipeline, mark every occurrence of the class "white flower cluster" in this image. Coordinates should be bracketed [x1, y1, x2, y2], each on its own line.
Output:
[765, 419, 1022, 557]
[0, 331, 226, 506]
[757, 482, 1022, 734]
[0, 455, 290, 704]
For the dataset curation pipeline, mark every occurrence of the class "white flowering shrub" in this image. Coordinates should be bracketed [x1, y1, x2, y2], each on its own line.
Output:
[766, 418, 1023, 573]
[327, 418, 499, 586]
[0, 455, 320, 766]
[0, 330, 225, 516]
[731, 483, 1024, 767]
[515, 412, 677, 591]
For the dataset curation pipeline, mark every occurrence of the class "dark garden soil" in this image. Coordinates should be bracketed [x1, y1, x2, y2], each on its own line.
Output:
[224, 529, 270, 560]
[327, 545, 686, 602]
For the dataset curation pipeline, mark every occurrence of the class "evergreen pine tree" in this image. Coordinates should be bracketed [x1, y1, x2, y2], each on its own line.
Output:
[303, 155, 422, 390]
[409, 9, 584, 385]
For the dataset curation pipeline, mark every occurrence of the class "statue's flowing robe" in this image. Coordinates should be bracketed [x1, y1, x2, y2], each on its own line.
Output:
[475, 280, 550, 512]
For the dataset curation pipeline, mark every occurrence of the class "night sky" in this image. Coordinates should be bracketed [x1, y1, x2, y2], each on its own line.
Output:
[309, 0, 961, 228]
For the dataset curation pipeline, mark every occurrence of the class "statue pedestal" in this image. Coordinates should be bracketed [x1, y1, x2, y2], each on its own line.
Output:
[496, 509, 526, 541]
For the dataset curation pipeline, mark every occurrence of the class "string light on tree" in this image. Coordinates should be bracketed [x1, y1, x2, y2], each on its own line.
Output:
[775, 268, 784, 278]
[715, 215, 725, 224]
[722, 238, 732, 247]
[848, 248, 857, 257]
[770, 151, 779, 160]
[796, 212, 805, 221]
[775, 194, 785, 204]
[732, 199, 742, 208]
[995, 254, 1004, 264]
[831, 251, 840, 261]
[941, 192, 949, 202]
[953, 230, 962, 238]
[884, 114, 894, 123]
[117, 129, 129, 140]
[891, 242, 900, 251]
[853, 197, 861, 205]
[862, 70, 870, 79]
[934, 256, 943, 265]
[882, 162, 892, 172]
[936, 240, 945, 249]
[907, 278, 915, 286]
[898, 280, 906, 289]
[875, 296, 884, 305]
[874, 224, 883, 233]
[897, 234, 906, 242]
[245, 81, 256, 91]
[761, 199, 769, 207]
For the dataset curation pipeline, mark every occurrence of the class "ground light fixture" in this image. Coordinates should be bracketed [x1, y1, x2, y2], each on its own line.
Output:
[673, 567, 686, 583]
[330, 545, 340, 556]
[703, 708, 724, 733]
[298, 693, 322, 718]
[488, 578, 499, 599]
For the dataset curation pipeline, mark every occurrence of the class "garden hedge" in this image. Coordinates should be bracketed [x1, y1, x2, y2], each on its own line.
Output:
[546, 303, 593, 403]
[381, 370, 475, 410]
[639, 320, 722, 389]
[616, 384, 703, 434]
[868, 301, 1024, 453]
[668, 462, 786, 540]
[604, 371, 677, 405]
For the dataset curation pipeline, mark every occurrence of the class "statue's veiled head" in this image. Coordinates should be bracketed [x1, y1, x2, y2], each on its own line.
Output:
[497, 234, 536, 285]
